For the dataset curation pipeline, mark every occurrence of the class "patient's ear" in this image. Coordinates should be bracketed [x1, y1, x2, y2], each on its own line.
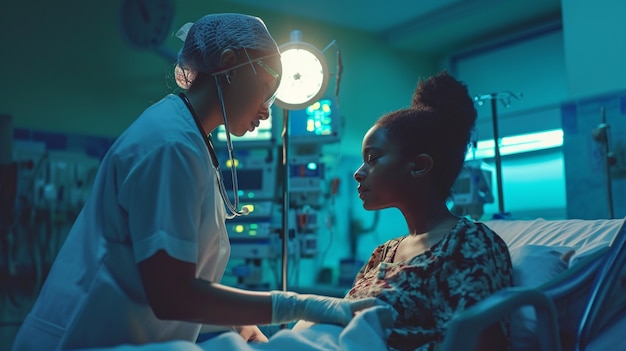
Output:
[409, 154, 433, 178]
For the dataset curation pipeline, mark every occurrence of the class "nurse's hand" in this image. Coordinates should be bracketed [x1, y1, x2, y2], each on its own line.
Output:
[233, 325, 268, 343]
[270, 291, 382, 326]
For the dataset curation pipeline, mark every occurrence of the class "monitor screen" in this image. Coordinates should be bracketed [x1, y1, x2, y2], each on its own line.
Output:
[218, 162, 277, 201]
[289, 97, 340, 144]
[212, 109, 275, 147]
[452, 177, 471, 194]
[221, 168, 263, 191]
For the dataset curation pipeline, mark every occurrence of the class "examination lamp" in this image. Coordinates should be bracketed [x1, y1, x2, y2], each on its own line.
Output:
[274, 31, 330, 110]
[275, 31, 330, 294]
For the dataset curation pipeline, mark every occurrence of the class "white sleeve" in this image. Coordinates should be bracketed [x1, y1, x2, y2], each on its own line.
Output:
[117, 141, 210, 264]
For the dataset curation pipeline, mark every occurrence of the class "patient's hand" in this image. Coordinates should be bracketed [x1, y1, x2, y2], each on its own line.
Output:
[234, 325, 268, 343]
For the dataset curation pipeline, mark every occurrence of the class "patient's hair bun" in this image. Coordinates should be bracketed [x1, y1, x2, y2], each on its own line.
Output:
[411, 70, 477, 133]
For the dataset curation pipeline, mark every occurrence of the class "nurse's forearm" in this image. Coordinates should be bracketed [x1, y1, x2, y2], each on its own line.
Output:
[183, 279, 273, 325]
[139, 249, 368, 327]
[138, 250, 272, 325]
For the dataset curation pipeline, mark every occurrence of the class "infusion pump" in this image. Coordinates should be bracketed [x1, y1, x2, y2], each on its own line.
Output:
[451, 160, 494, 220]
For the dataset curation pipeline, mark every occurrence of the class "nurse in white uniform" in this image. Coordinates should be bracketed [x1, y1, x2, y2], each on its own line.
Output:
[11, 13, 378, 350]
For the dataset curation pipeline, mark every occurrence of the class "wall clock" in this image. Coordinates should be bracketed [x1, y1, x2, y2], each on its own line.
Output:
[120, 0, 175, 50]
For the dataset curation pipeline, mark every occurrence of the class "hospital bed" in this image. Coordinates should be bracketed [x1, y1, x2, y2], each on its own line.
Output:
[54, 216, 626, 351]
[442, 216, 626, 351]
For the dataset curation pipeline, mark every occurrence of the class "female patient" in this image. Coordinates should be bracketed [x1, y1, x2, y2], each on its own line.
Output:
[346, 71, 513, 350]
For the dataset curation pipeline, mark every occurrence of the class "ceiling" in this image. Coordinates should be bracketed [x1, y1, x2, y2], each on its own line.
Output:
[228, 0, 562, 55]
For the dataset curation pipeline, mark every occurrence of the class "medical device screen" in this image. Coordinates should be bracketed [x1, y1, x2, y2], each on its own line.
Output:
[221, 169, 263, 191]
[214, 111, 275, 147]
[289, 97, 340, 144]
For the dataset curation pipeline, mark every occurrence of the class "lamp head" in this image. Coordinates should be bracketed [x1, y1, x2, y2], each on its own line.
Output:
[274, 32, 329, 111]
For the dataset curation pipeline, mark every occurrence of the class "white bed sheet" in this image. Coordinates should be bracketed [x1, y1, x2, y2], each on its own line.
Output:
[484, 217, 625, 265]
[78, 305, 394, 351]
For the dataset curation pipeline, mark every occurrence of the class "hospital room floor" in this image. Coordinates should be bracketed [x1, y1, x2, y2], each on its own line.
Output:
[1, 274, 37, 351]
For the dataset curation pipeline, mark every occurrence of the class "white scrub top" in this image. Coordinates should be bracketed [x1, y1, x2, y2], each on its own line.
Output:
[11, 94, 230, 350]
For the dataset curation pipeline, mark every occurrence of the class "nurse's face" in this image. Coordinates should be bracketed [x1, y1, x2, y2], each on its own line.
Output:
[221, 53, 281, 136]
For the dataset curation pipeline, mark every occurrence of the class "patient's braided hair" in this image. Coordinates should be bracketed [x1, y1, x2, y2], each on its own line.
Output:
[375, 71, 476, 201]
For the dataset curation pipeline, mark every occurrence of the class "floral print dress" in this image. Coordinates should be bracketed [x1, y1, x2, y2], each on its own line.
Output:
[345, 218, 513, 351]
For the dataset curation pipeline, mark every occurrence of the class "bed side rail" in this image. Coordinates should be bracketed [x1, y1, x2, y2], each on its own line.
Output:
[538, 248, 608, 350]
[541, 248, 608, 299]
[441, 287, 561, 351]
[577, 218, 626, 350]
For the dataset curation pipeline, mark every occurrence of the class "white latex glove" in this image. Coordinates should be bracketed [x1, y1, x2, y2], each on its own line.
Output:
[270, 291, 380, 326]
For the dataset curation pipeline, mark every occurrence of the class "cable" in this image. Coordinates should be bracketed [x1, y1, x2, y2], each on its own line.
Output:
[335, 45, 343, 99]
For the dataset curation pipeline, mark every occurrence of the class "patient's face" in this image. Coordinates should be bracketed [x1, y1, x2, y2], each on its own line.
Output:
[354, 126, 412, 210]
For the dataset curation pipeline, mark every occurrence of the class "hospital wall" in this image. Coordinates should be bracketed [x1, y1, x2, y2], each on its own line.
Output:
[0, 0, 434, 140]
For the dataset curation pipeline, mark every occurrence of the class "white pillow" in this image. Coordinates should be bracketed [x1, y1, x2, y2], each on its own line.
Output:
[508, 245, 574, 351]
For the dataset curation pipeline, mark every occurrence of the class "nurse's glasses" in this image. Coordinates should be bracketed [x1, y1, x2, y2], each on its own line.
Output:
[255, 60, 280, 108]
[212, 51, 281, 108]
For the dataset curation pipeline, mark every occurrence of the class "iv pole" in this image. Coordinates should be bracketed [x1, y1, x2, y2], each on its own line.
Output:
[280, 109, 291, 293]
[591, 106, 616, 219]
[274, 30, 331, 295]
[474, 91, 522, 218]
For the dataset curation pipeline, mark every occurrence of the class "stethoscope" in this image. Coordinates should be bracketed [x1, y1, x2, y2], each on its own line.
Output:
[179, 91, 249, 219]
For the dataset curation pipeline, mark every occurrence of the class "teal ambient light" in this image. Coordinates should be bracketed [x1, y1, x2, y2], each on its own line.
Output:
[467, 129, 563, 160]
